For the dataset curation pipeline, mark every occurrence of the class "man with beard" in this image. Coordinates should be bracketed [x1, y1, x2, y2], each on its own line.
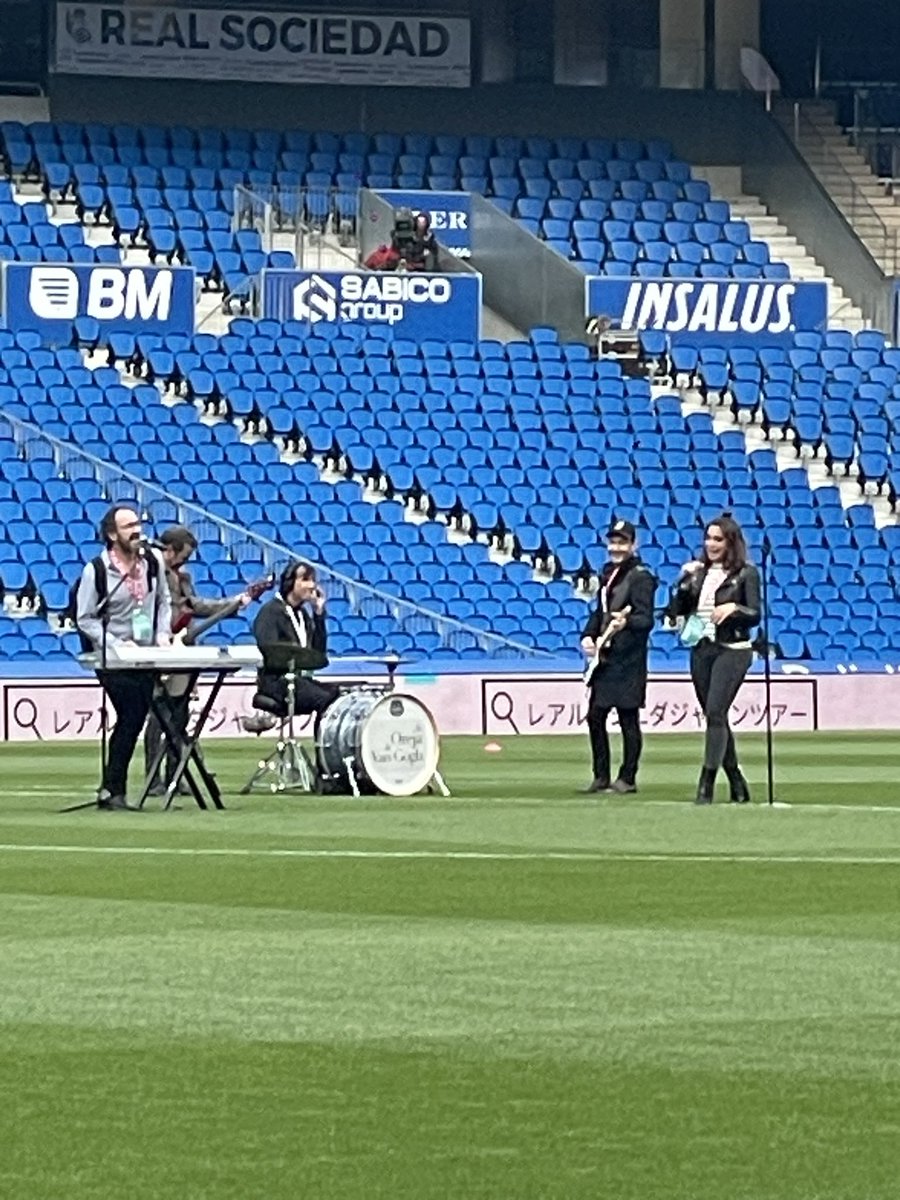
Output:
[76, 503, 171, 810]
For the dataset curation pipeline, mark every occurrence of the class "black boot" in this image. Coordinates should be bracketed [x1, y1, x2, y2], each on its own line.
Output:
[695, 767, 716, 805]
[725, 769, 750, 804]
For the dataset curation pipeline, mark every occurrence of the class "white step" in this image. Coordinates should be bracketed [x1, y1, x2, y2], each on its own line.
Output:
[667, 385, 897, 528]
[711, 183, 866, 328]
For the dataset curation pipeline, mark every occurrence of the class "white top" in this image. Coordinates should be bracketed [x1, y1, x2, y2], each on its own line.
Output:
[697, 565, 726, 625]
[695, 564, 752, 650]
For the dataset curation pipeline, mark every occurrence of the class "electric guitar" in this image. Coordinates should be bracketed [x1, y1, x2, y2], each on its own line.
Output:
[583, 605, 632, 687]
[172, 576, 274, 647]
[160, 576, 274, 700]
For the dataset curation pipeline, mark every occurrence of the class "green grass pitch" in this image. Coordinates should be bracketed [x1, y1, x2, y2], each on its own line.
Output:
[1, 731, 899, 1199]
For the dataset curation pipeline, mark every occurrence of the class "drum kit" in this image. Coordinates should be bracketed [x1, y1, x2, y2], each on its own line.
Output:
[241, 644, 448, 799]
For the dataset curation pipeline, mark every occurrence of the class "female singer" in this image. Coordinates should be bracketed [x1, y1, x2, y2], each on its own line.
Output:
[666, 514, 761, 805]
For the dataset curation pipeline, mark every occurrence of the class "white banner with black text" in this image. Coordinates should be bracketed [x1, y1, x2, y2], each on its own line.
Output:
[54, 4, 471, 87]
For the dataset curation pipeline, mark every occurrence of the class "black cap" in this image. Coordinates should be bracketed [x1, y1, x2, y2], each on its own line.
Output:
[607, 519, 637, 541]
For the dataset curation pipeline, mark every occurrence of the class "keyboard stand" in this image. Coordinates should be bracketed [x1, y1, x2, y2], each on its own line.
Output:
[138, 665, 235, 811]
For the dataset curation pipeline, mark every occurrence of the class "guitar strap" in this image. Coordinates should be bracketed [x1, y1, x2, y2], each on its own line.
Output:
[602, 565, 623, 619]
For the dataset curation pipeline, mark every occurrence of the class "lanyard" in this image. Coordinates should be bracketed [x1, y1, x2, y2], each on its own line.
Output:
[282, 598, 308, 648]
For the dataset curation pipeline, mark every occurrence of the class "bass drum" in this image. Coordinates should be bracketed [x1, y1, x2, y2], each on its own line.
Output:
[317, 691, 440, 796]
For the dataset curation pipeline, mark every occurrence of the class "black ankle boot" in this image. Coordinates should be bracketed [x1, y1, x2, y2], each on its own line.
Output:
[726, 769, 750, 804]
[695, 767, 716, 805]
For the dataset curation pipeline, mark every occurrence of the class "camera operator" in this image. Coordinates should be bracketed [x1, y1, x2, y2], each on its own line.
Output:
[404, 211, 439, 271]
[363, 207, 438, 273]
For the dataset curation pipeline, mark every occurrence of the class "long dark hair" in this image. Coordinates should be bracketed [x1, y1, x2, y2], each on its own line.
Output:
[702, 514, 749, 574]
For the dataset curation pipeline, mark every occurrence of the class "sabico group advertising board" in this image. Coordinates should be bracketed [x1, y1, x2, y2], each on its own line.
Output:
[262, 270, 481, 341]
[585, 277, 829, 345]
[2, 263, 196, 336]
[375, 190, 471, 258]
[54, 4, 471, 87]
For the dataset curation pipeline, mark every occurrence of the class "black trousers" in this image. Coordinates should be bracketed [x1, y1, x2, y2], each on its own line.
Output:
[144, 688, 190, 784]
[97, 670, 156, 798]
[257, 674, 340, 750]
[586, 703, 642, 785]
[689, 641, 753, 771]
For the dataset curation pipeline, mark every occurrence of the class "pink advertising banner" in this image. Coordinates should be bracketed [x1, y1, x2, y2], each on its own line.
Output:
[1, 668, 899, 743]
[481, 675, 818, 736]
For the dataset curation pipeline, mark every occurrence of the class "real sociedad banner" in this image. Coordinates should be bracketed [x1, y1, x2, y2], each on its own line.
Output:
[261, 269, 481, 341]
[2, 263, 196, 336]
[53, 4, 471, 88]
[585, 277, 829, 345]
[375, 190, 471, 258]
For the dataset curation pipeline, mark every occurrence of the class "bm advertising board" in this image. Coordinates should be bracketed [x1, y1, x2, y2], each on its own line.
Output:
[2, 263, 196, 337]
[53, 4, 471, 87]
[585, 277, 829, 345]
[261, 269, 481, 341]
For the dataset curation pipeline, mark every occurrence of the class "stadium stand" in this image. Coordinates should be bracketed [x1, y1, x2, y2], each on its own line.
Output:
[0, 121, 899, 670]
[1, 122, 789, 295]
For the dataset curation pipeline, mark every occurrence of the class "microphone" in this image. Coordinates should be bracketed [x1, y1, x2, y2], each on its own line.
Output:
[135, 536, 161, 555]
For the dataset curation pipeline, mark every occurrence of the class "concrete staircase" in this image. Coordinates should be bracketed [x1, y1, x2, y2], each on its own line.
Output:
[694, 175, 866, 332]
[664, 382, 898, 529]
[773, 99, 900, 274]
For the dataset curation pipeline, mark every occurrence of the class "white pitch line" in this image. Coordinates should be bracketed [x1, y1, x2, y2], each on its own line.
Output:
[0, 843, 899, 866]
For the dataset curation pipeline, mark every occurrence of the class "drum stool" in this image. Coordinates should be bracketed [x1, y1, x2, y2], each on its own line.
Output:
[240, 681, 317, 795]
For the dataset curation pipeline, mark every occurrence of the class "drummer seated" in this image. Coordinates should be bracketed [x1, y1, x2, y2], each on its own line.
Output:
[251, 561, 340, 733]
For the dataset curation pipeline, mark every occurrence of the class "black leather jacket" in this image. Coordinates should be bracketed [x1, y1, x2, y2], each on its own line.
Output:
[666, 563, 761, 646]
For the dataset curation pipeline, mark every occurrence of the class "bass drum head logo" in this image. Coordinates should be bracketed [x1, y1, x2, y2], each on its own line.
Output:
[29, 267, 79, 319]
[292, 274, 338, 324]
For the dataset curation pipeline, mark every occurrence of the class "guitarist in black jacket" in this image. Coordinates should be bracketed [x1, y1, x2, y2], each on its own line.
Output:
[580, 520, 657, 794]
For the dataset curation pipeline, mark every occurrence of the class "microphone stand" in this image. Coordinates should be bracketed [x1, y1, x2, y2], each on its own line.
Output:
[759, 536, 776, 807]
[60, 550, 140, 813]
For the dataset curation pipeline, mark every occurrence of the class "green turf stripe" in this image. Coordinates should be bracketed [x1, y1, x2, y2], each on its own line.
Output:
[2, 842, 900, 865]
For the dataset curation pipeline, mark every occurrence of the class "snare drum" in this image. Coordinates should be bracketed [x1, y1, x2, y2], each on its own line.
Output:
[317, 690, 440, 796]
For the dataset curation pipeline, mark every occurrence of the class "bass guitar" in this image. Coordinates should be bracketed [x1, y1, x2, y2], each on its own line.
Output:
[161, 577, 274, 701]
[172, 576, 274, 647]
[583, 605, 632, 687]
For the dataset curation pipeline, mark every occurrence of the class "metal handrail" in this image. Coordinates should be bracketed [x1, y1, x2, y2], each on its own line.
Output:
[0, 410, 553, 661]
[233, 183, 360, 271]
[785, 99, 899, 274]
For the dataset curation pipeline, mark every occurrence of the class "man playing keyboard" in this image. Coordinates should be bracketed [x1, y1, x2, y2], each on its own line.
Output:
[76, 504, 172, 811]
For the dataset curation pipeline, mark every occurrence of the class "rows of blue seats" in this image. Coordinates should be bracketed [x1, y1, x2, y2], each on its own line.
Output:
[0, 461, 599, 662]
[0, 184, 120, 265]
[5, 121, 682, 185]
[517, 196, 787, 278]
[2, 120, 773, 289]
[665, 331, 900, 494]
[7, 314, 900, 662]
[0, 360, 605, 659]
[0, 128, 297, 294]
[101, 320, 900, 658]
